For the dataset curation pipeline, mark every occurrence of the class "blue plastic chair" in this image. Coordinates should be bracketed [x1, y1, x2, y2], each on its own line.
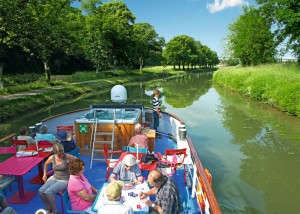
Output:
[62, 189, 88, 214]
[126, 147, 148, 154]
[67, 147, 79, 157]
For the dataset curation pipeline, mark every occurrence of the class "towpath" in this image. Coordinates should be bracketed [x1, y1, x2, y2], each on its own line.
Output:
[0, 80, 98, 102]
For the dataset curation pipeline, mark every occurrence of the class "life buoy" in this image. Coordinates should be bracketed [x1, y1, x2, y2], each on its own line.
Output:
[196, 168, 212, 213]
[205, 168, 212, 185]
[196, 182, 206, 213]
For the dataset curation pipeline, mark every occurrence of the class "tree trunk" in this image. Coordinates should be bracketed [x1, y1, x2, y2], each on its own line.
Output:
[43, 61, 51, 82]
[139, 56, 143, 73]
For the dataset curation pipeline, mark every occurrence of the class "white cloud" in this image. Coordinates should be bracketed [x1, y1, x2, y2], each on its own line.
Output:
[207, 0, 245, 13]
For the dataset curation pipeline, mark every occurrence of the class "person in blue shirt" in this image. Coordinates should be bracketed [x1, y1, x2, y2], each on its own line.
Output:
[56, 130, 76, 153]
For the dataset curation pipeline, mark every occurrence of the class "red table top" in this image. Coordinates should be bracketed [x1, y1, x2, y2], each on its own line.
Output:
[0, 156, 44, 176]
[26, 144, 52, 158]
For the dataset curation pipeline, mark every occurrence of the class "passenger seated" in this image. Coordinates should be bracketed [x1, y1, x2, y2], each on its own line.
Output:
[68, 159, 98, 213]
[36, 125, 57, 144]
[109, 154, 143, 187]
[0, 192, 17, 214]
[17, 126, 35, 147]
[128, 124, 148, 149]
[56, 130, 76, 153]
[97, 181, 133, 214]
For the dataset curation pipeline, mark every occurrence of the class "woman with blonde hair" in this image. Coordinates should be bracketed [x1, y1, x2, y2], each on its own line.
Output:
[38, 143, 77, 214]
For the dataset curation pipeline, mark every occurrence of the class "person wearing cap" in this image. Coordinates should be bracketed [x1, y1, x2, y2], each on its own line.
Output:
[97, 181, 133, 214]
[39, 143, 77, 214]
[68, 159, 98, 213]
[35, 125, 58, 144]
[56, 130, 76, 153]
[109, 154, 143, 186]
[128, 123, 148, 149]
[140, 170, 183, 214]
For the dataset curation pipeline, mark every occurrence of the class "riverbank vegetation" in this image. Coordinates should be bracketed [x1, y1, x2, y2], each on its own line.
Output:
[0, 0, 218, 82]
[1, 66, 215, 122]
[213, 63, 300, 117]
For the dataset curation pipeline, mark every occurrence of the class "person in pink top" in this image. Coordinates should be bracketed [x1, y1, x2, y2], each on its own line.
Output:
[68, 159, 98, 213]
[128, 123, 148, 149]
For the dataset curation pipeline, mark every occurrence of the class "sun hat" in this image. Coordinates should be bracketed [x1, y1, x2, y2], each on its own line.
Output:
[122, 154, 137, 167]
[134, 123, 142, 133]
[106, 180, 125, 201]
[56, 130, 67, 141]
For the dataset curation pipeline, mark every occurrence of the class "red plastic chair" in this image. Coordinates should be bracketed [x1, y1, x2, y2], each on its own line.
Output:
[12, 139, 27, 150]
[56, 126, 74, 141]
[0, 146, 16, 154]
[38, 140, 53, 146]
[103, 144, 122, 181]
[157, 148, 188, 183]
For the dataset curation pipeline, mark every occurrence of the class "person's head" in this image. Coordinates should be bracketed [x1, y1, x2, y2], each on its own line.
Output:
[122, 154, 137, 170]
[20, 126, 28, 135]
[134, 123, 142, 134]
[154, 88, 160, 96]
[106, 180, 125, 201]
[53, 143, 64, 158]
[39, 125, 48, 134]
[69, 159, 85, 175]
[56, 130, 67, 141]
[148, 170, 165, 188]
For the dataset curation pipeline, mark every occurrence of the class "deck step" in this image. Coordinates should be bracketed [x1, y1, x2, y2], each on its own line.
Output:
[95, 132, 112, 136]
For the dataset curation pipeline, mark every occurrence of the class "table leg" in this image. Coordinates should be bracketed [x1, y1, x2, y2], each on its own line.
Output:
[29, 162, 44, 184]
[7, 176, 36, 204]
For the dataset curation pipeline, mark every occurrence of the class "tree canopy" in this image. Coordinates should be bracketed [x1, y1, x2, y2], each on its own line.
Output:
[226, 6, 276, 66]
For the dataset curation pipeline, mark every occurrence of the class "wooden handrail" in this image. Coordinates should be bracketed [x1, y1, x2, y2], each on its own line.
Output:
[0, 133, 16, 145]
[187, 137, 222, 214]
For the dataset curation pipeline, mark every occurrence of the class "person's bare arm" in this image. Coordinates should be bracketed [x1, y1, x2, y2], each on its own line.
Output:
[109, 173, 117, 183]
[42, 155, 53, 182]
[77, 189, 96, 202]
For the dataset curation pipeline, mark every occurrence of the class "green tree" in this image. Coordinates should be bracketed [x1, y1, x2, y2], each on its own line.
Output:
[19, 0, 81, 81]
[98, 1, 135, 74]
[132, 23, 164, 72]
[257, 0, 300, 61]
[227, 6, 276, 66]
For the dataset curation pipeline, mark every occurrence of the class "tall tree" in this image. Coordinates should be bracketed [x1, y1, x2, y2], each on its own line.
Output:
[19, 0, 80, 81]
[98, 1, 135, 74]
[132, 23, 164, 72]
[227, 6, 276, 66]
[257, 0, 300, 61]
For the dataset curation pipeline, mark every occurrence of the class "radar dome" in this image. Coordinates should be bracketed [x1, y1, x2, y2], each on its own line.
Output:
[111, 85, 127, 103]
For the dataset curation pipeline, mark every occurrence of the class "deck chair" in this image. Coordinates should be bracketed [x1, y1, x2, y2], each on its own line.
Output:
[0, 146, 17, 194]
[62, 189, 88, 214]
[157, 148, 188, 183]
[57, 126, 74, 141]
[103, 144, 122, 181]
[67, 147, 79, 157]
[12, 139, 27, 150]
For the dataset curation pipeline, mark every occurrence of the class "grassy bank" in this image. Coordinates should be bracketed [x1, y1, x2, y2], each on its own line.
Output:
[213, 63, 300, 117]
[0, 66, 189, 121]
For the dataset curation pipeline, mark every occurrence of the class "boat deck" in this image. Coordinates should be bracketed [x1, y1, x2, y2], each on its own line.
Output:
[2, 134, 200, 214]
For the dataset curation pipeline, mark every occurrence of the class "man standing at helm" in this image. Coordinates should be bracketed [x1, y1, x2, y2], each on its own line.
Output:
[152, 88, 161, 136]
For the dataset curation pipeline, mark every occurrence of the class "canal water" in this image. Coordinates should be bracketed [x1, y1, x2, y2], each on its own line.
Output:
[1, 72, 299, 213]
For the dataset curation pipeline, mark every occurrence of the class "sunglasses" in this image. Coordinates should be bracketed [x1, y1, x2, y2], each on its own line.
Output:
[125, 164, 132, 169]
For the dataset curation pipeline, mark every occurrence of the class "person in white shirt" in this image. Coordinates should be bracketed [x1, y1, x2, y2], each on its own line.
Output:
[17, 126, 36, 149]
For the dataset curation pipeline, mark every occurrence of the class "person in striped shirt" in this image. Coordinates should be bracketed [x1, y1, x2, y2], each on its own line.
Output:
[152, 88, 161, 133]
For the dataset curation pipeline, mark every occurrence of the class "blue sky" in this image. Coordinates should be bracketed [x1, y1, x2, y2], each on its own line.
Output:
[74, 0, 257, 57]
[108, 0, 256, 57]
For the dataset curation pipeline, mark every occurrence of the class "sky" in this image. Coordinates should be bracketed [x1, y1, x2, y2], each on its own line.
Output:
[102, 0, 257, 58]
[73, 0, 258, 58]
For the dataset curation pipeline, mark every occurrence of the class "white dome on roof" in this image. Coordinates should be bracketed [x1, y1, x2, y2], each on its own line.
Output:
[111, 85, 127, 103]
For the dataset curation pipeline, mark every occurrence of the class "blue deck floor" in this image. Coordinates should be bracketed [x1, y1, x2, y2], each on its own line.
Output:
[3, 134, 200, 214]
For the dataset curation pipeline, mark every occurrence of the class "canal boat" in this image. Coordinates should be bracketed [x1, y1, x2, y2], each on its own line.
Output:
[0, 85, 221, 214]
